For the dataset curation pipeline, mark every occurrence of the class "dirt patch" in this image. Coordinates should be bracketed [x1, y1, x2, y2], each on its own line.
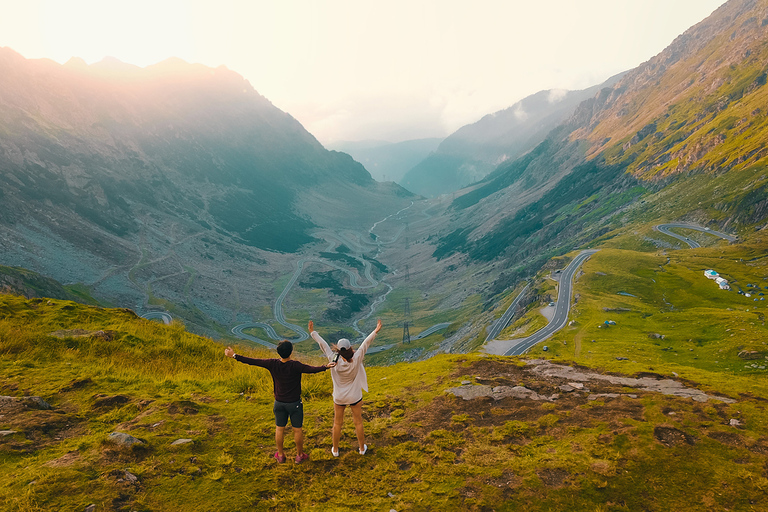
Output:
[168, 400, 199, 415]
[654, 426, 696, 447]
[0, 407, 83, 453]
[50, 329, 115, 341]
[748, 437, 768, 455]
[60, 378, 93, 392]
[93, 394, 131, 409]
[538, 467, 570, 487]
[43, 450, 81, 468]
[708, 431, 746, 447]
[116, 407, 161, 431]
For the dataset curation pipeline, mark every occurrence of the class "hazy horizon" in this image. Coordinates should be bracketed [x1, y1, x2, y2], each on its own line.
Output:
[0, 0, 727, 144]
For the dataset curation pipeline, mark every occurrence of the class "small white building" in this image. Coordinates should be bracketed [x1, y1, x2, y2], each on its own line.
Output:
[715, 277, 730, 290]
[704, 269, 719, 280]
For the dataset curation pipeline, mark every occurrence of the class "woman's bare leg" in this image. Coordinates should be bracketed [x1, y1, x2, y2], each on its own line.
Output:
[332, 403, 345, 452]
[350, 401, 365, 452]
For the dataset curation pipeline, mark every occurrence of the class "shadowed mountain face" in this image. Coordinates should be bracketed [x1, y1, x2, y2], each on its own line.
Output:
[398, 83, 620, 197]
[0, 49, 405, 252]
[431, 0, 768, 266]
[0, 49, 413, 331]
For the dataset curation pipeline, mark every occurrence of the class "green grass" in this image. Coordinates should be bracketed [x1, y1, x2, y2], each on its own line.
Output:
[522, 240, 768, 397]
[3, 225, 768, 512]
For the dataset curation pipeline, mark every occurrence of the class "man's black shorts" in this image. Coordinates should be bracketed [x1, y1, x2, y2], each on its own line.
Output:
[273, 400, 303, 428]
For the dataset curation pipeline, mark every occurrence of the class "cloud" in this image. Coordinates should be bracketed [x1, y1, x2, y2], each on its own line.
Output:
[548, 88, 569, 104]
[293, 92, 451, 144]
[512, 104, 528, 121]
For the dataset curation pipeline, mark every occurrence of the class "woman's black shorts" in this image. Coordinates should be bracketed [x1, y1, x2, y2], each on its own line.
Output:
[273, 400, 303, 428]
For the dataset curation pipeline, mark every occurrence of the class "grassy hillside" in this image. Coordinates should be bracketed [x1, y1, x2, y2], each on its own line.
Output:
[1, 289, 767, 511]
[521, 233, 768, 395]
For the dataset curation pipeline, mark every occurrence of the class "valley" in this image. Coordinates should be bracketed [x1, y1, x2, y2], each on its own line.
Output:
[2, 0, 768, 510]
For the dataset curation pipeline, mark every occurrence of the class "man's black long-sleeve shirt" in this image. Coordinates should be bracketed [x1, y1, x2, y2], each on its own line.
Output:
[234, 355, 327, 402]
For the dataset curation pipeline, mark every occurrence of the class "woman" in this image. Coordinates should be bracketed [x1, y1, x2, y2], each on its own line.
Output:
[308, 318, 382, 456]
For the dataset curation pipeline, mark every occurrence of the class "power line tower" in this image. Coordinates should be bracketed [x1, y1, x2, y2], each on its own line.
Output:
[402, 298, 411, 344]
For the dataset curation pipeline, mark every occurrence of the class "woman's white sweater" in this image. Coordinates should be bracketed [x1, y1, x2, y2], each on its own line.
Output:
[311, 328, 377, 405]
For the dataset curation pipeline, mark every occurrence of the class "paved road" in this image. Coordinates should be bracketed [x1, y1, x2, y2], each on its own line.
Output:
[483, 250, 598, 356]
[484, 283, 531, 343]
[140, 311, 172, 325]
[414, 322, 451, 340]
[504, 250, 598, 355]
[230, 323, 277, 348]
[655, 223, 737, 248]
[366, 322, 452, 355]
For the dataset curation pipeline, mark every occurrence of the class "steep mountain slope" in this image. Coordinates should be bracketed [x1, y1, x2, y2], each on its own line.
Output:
[430, 0, 768, 269]
[399, 82, 620, 197]
[327, 138, 443, 183]
[0, 49, 412, 332]
[0, 49, 406, 251]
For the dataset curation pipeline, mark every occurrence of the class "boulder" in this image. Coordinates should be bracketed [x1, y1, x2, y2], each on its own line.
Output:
[107, 432, 144, 447]
[0, 396, 52, 410]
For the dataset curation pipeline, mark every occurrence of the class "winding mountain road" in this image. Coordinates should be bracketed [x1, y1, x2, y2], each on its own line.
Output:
[484, 283, 531, 343]
[655, 223, 737, 248]
[230, 323, 277, 348]
[140, 311, 172, 325]
[230, 202, 427, 345]
[484, 250, 598, 356]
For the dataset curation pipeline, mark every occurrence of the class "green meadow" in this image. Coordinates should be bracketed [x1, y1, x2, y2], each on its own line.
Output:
[2, 244, 768, 512]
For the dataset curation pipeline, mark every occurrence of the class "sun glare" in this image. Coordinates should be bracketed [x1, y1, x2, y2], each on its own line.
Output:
[36, 0, 195, 67]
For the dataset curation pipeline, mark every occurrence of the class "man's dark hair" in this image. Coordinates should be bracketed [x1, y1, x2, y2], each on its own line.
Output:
[277, 340, 293, 359]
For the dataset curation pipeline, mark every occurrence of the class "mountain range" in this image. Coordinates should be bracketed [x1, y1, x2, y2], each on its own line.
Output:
[426, 0, 768, 268]
[1, 0, 768, 350]
[398, 80, 622, 198]
[3, 0, 768, 509]
[326, 138, 442, 183]
[0, 48, 412, 333]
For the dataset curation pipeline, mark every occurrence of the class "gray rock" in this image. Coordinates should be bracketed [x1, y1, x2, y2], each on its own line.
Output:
[171, 438, 194, 446]
[729, 418, 741, 427]
[525, 359, 735, 404]
[84, 505, 96, 512]
[559, 384, 575, 392]
[0, 396, 52, 410]
[124, 470, 139, 483]
[445, 385, 494, 400]
[446, 384, 551, 401]
[0, 430, 17, 436]
[107, 432, 144, 447]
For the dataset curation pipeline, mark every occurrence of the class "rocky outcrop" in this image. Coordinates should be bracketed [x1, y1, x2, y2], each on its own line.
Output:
[0, 396, 52, 410]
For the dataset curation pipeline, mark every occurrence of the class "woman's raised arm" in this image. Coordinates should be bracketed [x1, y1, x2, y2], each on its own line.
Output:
[309, 320, 334, 360]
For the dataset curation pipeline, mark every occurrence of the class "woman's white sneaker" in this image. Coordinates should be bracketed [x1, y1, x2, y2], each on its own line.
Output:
[359, 444, 367, 455]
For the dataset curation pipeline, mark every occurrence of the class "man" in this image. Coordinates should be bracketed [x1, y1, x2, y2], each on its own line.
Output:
[224, 340, 335, 464]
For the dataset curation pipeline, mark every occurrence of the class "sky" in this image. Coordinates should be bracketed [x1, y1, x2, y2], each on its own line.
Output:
[0, 0, 727, 144]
